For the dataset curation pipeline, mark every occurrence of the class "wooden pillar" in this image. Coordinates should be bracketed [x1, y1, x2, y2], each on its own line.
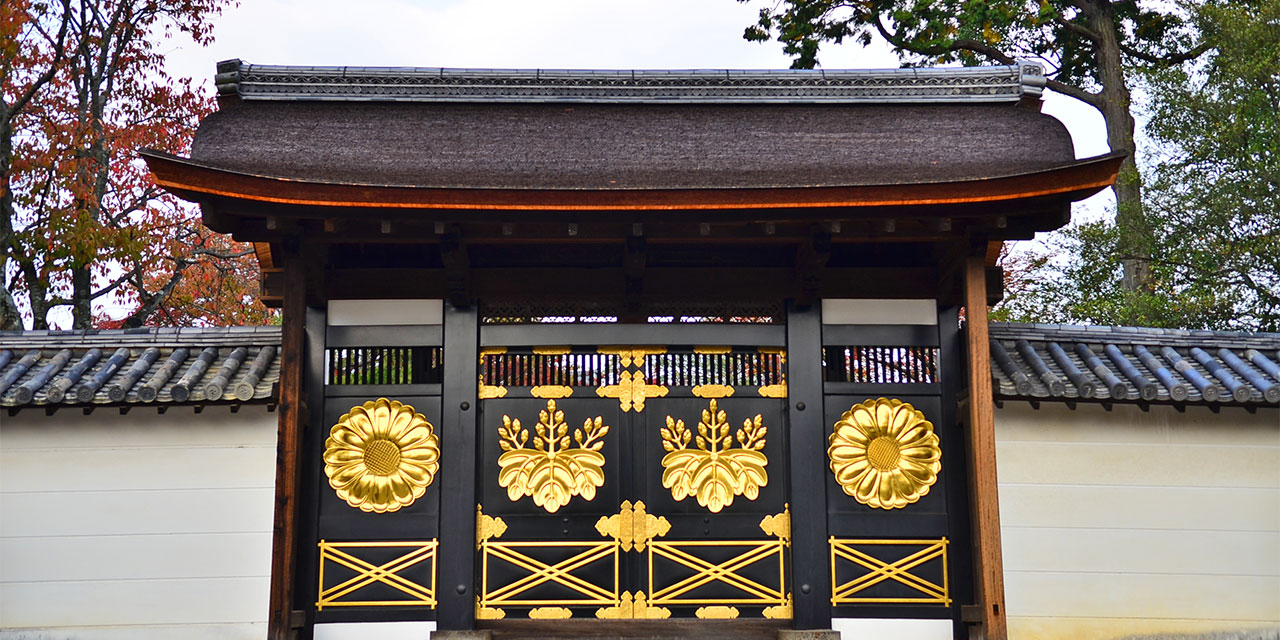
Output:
[437, 303, 480, 630]
[963, 256, 1008, 640]
[785, 301, 832, 630]
[268, 249, 306, 640]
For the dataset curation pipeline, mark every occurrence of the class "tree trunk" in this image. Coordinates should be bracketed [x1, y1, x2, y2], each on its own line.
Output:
[72, 262, 93, 328]
[1089, 0, 1152, 292]
[0, 110, 24, 330]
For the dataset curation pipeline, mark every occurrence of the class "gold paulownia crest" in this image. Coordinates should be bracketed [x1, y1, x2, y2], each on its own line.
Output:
[497, 399, 609, 513]
[323, 398, 441, 513]
[660, 399, 768, 513]
[828, 397, 942, 510]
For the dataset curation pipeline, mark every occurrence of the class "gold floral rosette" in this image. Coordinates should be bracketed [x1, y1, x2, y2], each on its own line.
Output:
[827, 397, 941, 509]
[324, 398, 441, 513]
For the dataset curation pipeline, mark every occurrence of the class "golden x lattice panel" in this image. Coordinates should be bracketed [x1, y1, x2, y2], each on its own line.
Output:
[316, 540, 438, 610]
[829, 538, 950, 606]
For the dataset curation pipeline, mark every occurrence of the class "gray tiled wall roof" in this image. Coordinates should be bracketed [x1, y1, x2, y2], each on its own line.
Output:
[0, 327, 281, 410]
[990, 323, 1280, 407]
[3, 323, 1276, 412]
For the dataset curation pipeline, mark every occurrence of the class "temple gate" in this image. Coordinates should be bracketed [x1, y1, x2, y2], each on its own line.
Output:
[146, 60, 1120, 640]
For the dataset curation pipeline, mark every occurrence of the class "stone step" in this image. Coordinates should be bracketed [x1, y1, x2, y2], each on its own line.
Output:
[434, 621, 836, 640]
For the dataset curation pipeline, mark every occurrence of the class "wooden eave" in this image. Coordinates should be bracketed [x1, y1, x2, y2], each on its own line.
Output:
[143, 149, 1122, 218]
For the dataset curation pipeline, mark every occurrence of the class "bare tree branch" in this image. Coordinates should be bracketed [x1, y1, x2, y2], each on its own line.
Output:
[1046, 78, 1104, 107]
[1053, 15, 1103, 43]
[1118, 40, 1211, 65]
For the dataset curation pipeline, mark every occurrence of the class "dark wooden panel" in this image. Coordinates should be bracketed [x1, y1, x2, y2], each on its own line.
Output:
[823, 394, 952, 537]
[784, 302, 831, 630]
[437, 304, 480, 630]
[297, 306, 327, 632]
[480, 324, 785, 348]
[822, 382, 939, 397]
[821, 324, 940, 347]
[315, 395, 443, 540]
[326, 324, 443, 347]
[938, 305, 976, 640]
[316, 267, 941, 303]
[324, 383, 442, 398]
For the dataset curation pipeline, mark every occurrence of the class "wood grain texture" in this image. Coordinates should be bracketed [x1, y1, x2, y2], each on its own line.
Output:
[964, 256, 1008, 640]
[268, 251, 306, 640]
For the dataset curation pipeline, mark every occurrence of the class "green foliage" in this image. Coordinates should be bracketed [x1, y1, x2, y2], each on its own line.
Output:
[739, 0, 1198, 83]
[994, 0, 1280, 332]
[992, 220, 1260, 329]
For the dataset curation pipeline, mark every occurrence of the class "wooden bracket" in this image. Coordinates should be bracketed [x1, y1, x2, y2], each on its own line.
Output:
[794, 229, 831, 309]
[440, 226, 473, 308]
[623, 236, 647, 322]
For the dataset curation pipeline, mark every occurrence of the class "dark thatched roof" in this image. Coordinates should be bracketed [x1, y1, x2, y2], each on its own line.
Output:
[191, 101, 1074, 191]
[189, 63, 1075, 191]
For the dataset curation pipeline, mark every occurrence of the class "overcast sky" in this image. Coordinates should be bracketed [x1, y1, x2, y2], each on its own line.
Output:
[85, 0, 1116, 328]
[162, 0, 1110, 162]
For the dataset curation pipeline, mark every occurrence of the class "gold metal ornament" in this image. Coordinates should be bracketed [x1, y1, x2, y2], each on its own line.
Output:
[597, 346, 667, 367]
[530, 385, 574, 399]
[757, 348, 788, 398]
[476, 600, 506, 619]
[758, 504, 791, 544]
[497, 399, 609, 513]
[596, 591, 671, 619]
[827, 398, 941, 510]
[762, 596, 793, 619]
[695, 606, 740, 619]
[476, 505, 508, 548]
[660, 399, 768, 513]
[692, 384, 735, 399]
[529, 607, 573, 619]
[693, 345, 732, 355]
[595, 500, 671, 552]
[757, 383, 788, 398]
[323, 398, 441, 513]
[597, 370, 668, 412]
[478, 347, 508, 399]
[478, 381, 508, 399]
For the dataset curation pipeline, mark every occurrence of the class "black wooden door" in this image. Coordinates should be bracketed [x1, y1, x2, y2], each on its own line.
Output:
[475, 346, 792, 621]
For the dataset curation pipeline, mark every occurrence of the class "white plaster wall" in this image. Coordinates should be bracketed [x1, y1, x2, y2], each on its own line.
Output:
[0, 406, 276, 640]
[995, 402, 1280, 640]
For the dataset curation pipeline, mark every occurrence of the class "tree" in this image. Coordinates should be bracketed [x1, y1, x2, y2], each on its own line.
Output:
[2, 0, 269, 330]
[992, 0, 1280, 331]
[739, 0, 1207, 292]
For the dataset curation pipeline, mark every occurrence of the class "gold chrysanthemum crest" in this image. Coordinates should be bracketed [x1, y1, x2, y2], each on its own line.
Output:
[827, 397, 941, 510]
[660, 399, 768, 513]
[497, 399, 609, 513]
[324, 398, 441, 513]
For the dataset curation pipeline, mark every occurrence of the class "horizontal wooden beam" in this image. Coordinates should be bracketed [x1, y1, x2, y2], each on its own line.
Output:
[145, 149, 1121, 214]
[308, 266, 939, 304]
